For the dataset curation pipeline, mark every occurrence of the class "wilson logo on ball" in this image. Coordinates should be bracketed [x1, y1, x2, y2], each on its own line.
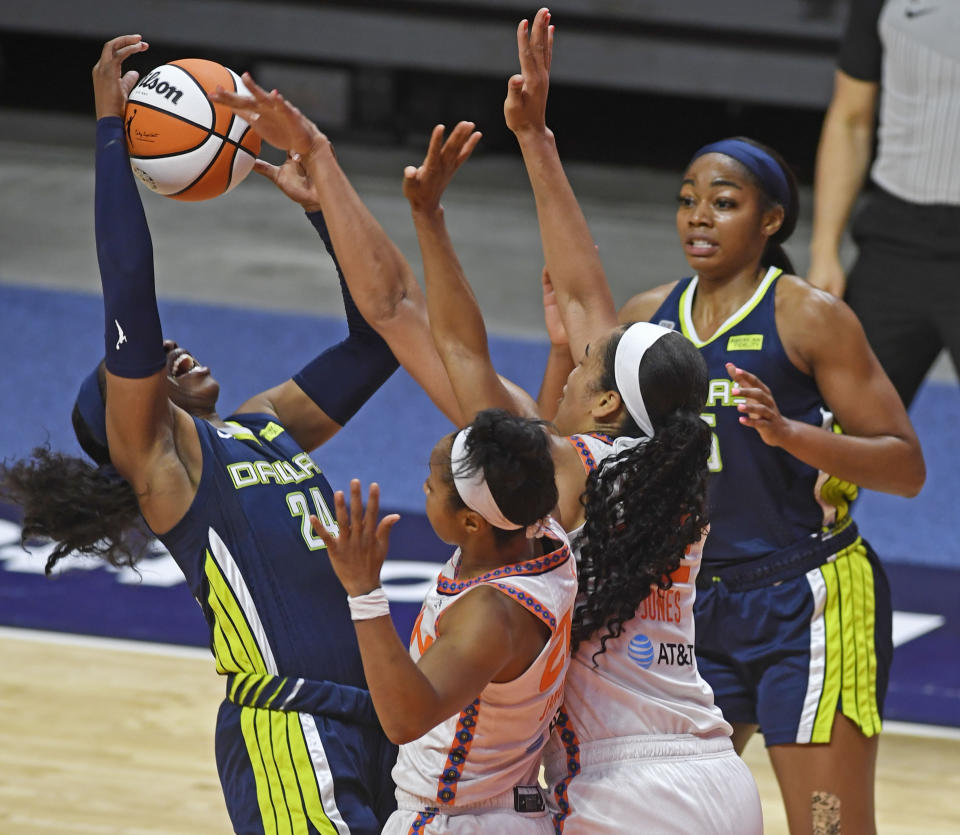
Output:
[124, 58, 261, 202]
[134, 70, 185, 105]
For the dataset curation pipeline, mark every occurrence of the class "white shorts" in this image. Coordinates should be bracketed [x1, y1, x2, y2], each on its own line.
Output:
[544, 734, 762, 835]
[382, 787, 553, 834]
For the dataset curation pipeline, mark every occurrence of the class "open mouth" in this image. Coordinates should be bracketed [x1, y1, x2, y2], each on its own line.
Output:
[169, 349, 207, 378]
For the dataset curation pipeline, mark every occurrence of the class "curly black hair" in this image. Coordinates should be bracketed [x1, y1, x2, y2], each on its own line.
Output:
[571, 329, 711, 662]
[444, 408, 558, 545]
[0, 444, 151, 575]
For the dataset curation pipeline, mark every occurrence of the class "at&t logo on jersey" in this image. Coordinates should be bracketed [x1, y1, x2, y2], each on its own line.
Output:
[628, 634, 655, 669]
[659, 643, 695, 666]
[628, 634, 696, 669]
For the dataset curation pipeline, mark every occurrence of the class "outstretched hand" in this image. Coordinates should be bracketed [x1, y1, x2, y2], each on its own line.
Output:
[728, 363, 794, 448]
[210, 72, 325, 157]
[402, 122, 482, 214]
[254, 154, 323, 211]
[310, 480, 400, 598]
[92, 34, 149, 120]
[504, 7, 553, 137]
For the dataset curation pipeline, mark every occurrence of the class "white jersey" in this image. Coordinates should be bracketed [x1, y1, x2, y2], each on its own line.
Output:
[553, 434, 730, 742]
[393, 518, 578, 811]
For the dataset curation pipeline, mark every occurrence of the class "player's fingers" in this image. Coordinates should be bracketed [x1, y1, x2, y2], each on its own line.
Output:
[529, 8, 548, 59]
[425, 124, 446, 163]
[332, 490, 350, 535]
[376, 514, 401, 549]
[252, 159, 279, 181]
[349, 479, 364, 532]
[119, 70, 141, 97]
[240, 71, 270, 101]
[115, 40, 149, 63]
[458, 130, 482, 164]
[103, 34, 143, 61]
[546, 24, 554, 72]
[310, 515, 336, 549]
[364, 483, 381, 536]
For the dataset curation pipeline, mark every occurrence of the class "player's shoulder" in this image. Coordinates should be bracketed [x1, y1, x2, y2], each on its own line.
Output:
[775, 273, 855, 332]
[618, 280, 681, 324]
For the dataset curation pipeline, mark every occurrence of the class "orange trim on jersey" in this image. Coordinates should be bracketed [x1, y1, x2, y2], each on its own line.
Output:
[567, 434, 598, 474]
[551, 706, 583, 833]
[486, 582, 557, 631]
[436, 544, 571, 596]
[407, 810, 436, 833]
[670, 564, 691, 584]
[435, 699, 481, 805]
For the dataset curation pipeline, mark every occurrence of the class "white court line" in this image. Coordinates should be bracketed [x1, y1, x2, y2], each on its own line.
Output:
[0, 625, 210, 660]
[3, 625, 959, 741]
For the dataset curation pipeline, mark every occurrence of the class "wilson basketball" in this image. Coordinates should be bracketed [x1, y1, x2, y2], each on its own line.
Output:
[123, 59, 261, 201]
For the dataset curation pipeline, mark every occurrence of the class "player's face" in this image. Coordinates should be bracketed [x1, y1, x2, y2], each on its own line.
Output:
[423, 434, 464, 545]
[163, 339, 220, 414]
[675, 154, 779, 279]
[553, 331, 613, 434]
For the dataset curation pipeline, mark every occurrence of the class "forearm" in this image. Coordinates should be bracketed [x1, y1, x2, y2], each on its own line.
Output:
[301, 141, 463, 424]
[777, 421, 924, 497]
[810, 103, 874, 260]
[410, 206, 515, 419]
[537, 344, 574, 421]
[95, 117, 165, 379]
[353, 616, 450, 744]
[513, 129, 616, 357]
[411, 206, 490, 363]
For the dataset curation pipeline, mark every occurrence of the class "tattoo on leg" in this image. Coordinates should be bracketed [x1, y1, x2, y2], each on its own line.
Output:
[811, 791, 841, 835]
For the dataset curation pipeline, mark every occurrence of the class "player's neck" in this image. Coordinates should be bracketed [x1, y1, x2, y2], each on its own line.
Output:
[692, 263, 767, 339]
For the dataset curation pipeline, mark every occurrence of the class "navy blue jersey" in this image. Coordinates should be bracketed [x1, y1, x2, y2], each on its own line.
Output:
[651, 269, 854, 568]
[159, 413, 365, 688]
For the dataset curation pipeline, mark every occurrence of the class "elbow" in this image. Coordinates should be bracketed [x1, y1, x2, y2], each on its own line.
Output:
[381, 717, 430, 746]
[900, 456, 926, 498]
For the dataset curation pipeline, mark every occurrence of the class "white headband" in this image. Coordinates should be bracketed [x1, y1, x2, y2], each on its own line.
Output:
[450, 428, 550, 539]
[613, 322, 675, 439]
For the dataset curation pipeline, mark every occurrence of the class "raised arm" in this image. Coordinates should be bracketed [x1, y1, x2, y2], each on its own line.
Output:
[504, 8, 617, 360]
[403, 123, 534, 423]
[537, 267, 574, 420]
[808, 70, 879, 297]
[92, 36, 199, 534]
[233, 154, 400, 451]
[211, 78, 465, 426]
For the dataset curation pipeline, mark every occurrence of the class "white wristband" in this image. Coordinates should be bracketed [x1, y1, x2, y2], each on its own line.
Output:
[347, 587, 390, 621]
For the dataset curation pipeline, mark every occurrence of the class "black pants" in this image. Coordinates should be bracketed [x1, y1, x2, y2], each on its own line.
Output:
[846, 184, 960, 408]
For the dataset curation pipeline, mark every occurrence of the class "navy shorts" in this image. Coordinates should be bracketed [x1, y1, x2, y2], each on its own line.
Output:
[695, 532, 893, 746]
[215, 699, 397, 834]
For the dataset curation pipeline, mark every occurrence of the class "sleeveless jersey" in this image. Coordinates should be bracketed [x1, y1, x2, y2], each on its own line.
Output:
[158, 413, 366, 689]
[650, 268, 854, 567]
[555, 434, 730, 742]
[394, 519, 578, 809]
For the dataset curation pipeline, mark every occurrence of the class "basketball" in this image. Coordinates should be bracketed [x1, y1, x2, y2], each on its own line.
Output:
[123, 59, 261, 201]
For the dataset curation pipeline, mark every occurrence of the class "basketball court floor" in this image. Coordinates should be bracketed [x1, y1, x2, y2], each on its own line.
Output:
[1, 110, 958, 831]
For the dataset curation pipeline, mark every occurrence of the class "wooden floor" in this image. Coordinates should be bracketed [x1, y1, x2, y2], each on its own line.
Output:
[2, 629, 959, 833]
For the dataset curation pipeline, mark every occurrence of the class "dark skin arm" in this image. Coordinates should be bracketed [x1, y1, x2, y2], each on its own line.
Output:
[505, 9, 618, 361]
[732, 277, 925, 496]
[211, 76, 466, 427]
[311, 480, 548, 744]
[537, 267, 575, 421]
[403, 122, 539, 423]
[94, 36, 202, 534]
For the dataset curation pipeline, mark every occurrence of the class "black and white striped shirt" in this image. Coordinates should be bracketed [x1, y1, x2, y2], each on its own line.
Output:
[840, 0, 960, 205]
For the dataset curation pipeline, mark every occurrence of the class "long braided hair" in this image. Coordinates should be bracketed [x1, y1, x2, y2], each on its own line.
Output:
[571, 329, 711, 662]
